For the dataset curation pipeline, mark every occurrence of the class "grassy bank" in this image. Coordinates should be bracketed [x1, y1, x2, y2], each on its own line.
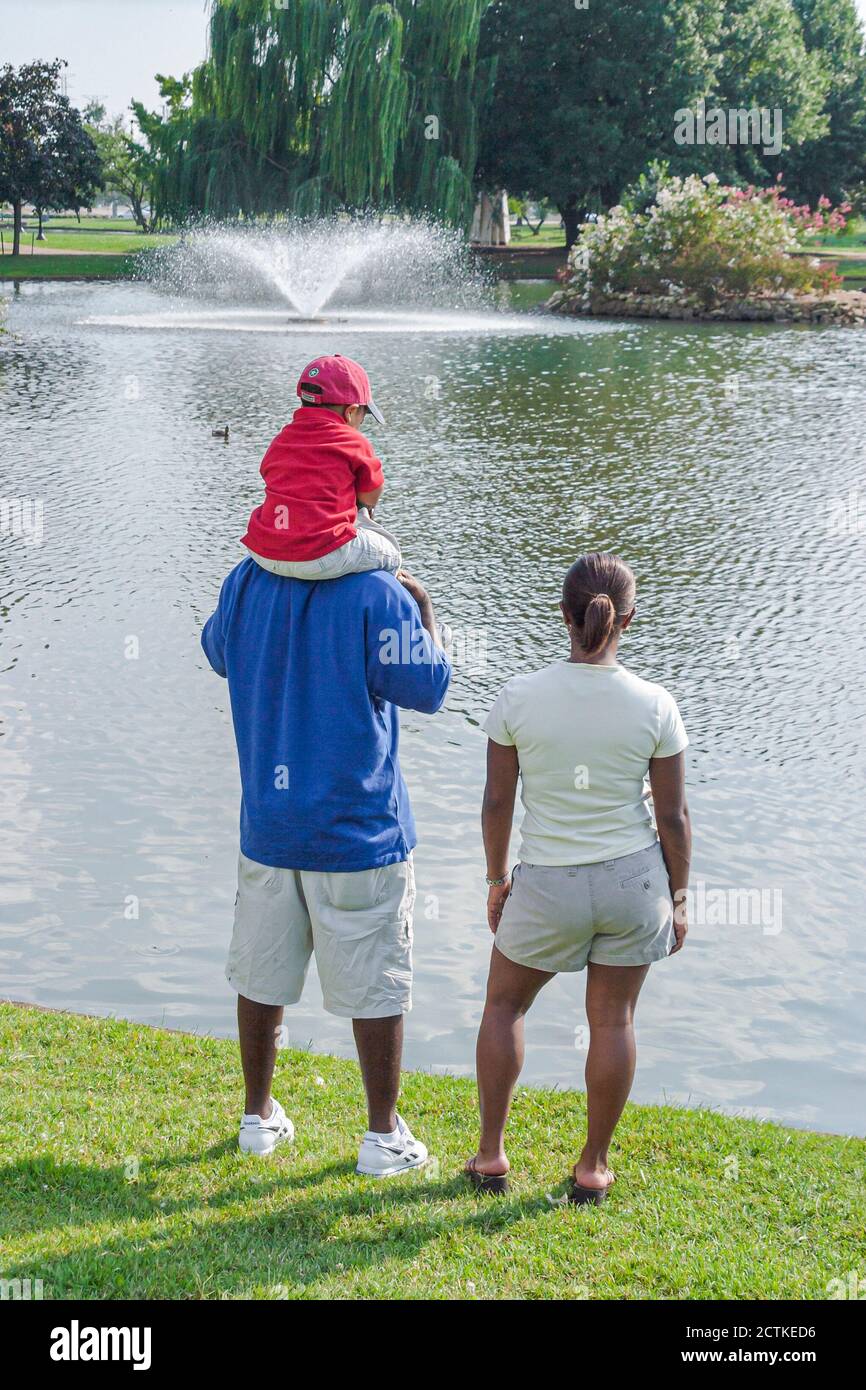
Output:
[1, 1003, 863, 1301]
[510, 224, 567, 246]
[0, 253, 139, 281]
[10, 231, 170, 254]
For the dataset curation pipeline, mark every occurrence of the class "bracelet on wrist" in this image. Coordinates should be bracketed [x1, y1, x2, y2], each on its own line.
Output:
[485, 873, 509, 887]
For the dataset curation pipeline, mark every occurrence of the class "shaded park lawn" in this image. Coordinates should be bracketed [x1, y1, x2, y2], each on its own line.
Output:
[0, 253, 139, 280]
[0, 219, 175, 255]
[0, 1003, 863, 1300]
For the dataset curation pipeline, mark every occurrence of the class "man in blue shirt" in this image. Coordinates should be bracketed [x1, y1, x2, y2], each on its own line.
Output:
[202, 561, 451, 1174]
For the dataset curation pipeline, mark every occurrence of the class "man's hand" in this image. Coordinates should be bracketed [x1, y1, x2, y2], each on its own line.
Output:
[396, 569, 439, 645]
[487, 876, 512, 934]
[396, 569, 429, 607]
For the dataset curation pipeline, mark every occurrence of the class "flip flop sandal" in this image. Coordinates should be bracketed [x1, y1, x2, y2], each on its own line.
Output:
[464, 1157, 509, 1195]
[568, 1180, 611, 1206]
[568, 1168, 614, 1206]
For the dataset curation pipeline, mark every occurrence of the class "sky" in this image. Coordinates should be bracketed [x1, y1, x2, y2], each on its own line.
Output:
[0, 1, 211, 120]
[3, 0, 866, 123]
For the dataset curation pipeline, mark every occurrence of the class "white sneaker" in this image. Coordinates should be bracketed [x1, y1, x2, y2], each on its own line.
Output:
[238, 1098, 295, 1156]
[355, 1114, 428, 1177]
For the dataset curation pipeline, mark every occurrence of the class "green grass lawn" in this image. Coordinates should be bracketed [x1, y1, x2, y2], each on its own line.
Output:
[509, 223, 567, 247]
[806, 215, 866, 284]
[795, 243, 866, 287]
[0, 217, 174, 254]
[511, 217, 866, 255]
[0, 253, 139, 280]
[1, 1004, 863, 1301]
[10, 230, 170, 254]
[810, 215, 866, 249]
[6, 216, 145, 232]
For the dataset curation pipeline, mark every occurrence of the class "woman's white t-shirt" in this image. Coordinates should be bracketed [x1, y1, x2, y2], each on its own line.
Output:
[483, 660, 688, 866]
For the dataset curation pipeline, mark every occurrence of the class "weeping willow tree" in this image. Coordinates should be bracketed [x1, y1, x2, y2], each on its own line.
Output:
[138, 0, 493, 226]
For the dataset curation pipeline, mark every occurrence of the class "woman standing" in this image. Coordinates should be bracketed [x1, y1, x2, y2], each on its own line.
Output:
[467, 553, 691, 1202]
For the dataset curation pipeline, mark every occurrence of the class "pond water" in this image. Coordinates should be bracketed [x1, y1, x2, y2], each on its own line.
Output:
[1, 278, 865, 1136]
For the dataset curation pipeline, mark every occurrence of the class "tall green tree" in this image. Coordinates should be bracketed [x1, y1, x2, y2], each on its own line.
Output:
[702, 0, 829, 185]
[477, 0, 844, 245]
[0, 60, 100, 254]
[85, 104, 157, 232]
[138, 0, 493, 226]
[31, 98, 102, 234]
[785, 0, 866, 206]
[476, 0, 723, 247]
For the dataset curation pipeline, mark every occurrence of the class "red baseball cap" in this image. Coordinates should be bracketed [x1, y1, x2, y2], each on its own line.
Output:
[296, 354, 385, 425]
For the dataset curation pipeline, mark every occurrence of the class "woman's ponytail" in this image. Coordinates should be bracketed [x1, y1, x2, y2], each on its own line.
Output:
[580, 592, 616, 656]
[562, 553, 636, 657]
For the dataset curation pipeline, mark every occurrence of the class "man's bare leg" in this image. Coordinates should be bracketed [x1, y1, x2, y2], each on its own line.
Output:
[470, 946, 554, 1176]
[237, 994, 284, 1119]
[353, 1014, 403, 1133]
[574, 961, 649, 1189]
[353, 1017, 405, 1134]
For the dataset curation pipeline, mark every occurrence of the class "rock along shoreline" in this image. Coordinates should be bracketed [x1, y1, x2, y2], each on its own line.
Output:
[546, 286, 866, 326]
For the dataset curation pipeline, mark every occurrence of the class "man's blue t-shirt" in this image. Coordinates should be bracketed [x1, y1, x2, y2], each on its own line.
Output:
[201, 561, 451, 872]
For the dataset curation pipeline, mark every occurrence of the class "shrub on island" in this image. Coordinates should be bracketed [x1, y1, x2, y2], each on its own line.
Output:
[548, 169, 863, 324]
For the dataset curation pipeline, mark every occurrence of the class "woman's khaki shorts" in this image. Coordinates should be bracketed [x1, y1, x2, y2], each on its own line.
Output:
[494, 842, 675, 974]
[227, 852, 415, 1018]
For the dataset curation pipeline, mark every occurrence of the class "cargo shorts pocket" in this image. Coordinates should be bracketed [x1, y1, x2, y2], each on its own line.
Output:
[305, 859, 415, 1018]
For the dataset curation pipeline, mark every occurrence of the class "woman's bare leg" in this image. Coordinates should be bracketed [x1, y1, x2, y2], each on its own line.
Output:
[471, 945, 554, 1175]
[574, 961, 650, 1189]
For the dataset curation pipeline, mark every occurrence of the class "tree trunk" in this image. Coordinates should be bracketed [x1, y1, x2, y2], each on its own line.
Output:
[11, 200, 24, 256]
[37, 208, 45, 241]
[560, 198, 581, 250]
[131, 194, 148, 233]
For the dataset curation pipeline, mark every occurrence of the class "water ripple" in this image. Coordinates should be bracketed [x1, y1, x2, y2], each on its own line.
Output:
[1, 282, 865, 1133]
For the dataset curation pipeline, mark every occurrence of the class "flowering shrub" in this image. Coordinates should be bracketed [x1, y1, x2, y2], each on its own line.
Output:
[563, 173, 851, 308]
